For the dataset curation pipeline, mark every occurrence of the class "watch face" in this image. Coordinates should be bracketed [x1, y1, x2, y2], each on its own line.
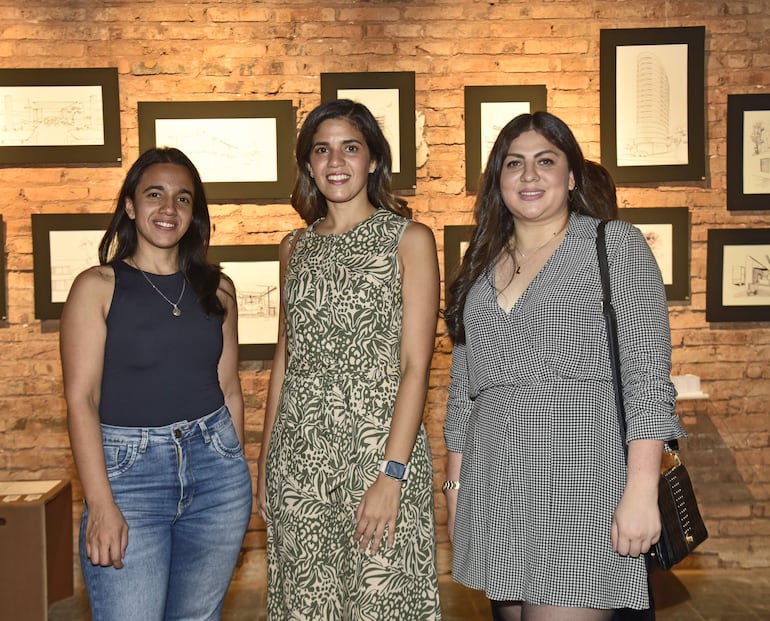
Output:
[385, 461, 406, 479]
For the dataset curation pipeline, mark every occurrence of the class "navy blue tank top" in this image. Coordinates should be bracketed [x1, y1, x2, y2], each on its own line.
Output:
[99, 260, 225, 427]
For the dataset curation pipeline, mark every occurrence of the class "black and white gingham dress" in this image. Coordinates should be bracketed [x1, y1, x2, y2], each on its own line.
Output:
[444, 213, 685, 610]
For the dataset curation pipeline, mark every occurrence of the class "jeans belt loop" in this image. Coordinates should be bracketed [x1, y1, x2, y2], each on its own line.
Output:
[139, 429, 150, 453]
[198, 419, 212, 444]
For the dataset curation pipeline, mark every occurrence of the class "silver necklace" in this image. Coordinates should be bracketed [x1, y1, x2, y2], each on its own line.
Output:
[131, 259, 185, 317]
[512, 221, 569, 275]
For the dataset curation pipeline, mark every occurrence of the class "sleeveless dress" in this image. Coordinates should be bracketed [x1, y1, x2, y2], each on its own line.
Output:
[265, 208, 442, 620]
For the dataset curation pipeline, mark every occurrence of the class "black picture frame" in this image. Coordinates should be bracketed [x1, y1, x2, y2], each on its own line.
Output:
[320, 71, 416, 190]
[207, 244, 280, 361]
[706, 228, 770, 322]
[443, 225, 474, 303]
[31, 213, 112, 320]
[600, 26, 706, 183]
[0, 214, 6, 320]
[0, 67, 121, 165]
[464, 85, 547, 192]
[727, 94, 770, 211]
[138, 100, 296, 202]
[617, 207, 690, 301]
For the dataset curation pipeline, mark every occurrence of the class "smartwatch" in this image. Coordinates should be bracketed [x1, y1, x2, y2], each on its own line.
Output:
[379, 460, 409, 482]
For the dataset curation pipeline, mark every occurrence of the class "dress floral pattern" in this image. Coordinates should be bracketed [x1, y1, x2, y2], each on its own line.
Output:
[266, 208, 441, 620]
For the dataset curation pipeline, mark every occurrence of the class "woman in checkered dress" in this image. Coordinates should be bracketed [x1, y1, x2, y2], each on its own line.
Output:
[443, 112, 685, 620]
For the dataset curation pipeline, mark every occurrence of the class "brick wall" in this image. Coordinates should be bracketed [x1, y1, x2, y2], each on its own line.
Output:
[0, 0, 769, 583]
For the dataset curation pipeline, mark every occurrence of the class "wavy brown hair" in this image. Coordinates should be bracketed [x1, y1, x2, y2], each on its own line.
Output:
[445, 111, 603, 344]
[290, 99, 410, 224]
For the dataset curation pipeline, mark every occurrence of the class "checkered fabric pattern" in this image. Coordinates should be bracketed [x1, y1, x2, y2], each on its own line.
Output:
[444, 212, 685, 609]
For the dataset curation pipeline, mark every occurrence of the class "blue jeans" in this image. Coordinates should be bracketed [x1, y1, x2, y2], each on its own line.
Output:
[80, 405, 253, 621]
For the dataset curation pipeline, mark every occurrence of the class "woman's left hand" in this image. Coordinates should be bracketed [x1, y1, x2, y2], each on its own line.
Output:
[354, 475, 402, 554]
[612, 485, 661, 557]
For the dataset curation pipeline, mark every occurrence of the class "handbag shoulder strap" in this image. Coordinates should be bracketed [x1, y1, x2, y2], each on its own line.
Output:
[596, 220, 629, 459]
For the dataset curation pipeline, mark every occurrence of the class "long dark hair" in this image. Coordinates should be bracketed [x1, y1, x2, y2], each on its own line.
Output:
[445, 111, 601, 344]
[290, 99, 410, 224]
[98, 147, 225, 316]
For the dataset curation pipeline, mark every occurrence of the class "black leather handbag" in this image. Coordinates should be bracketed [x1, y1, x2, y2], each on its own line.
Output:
[597, 221, 708, 572]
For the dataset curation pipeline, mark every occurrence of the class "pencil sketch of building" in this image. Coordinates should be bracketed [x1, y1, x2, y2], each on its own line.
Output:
[0, 85, 105, 147]
[237, 284, 278, 319]
[616, 44, 689, 166]
[729, 253, 769, 300]
[634, 53, 670, 157]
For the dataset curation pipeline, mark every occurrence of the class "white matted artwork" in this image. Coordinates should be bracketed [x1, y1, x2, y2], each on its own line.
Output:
[154, 117, 278, 183]
[48, 229, 104, 303]
[0, 85, 105, 147]
[337, 87, 401, 174]
[479, 101, 531, 169]
[721, 244, 770, 307]
[219, 259, 280, 345]
[635, 223, 674, 285]
[741, 109, 770, 195]
[615, 43, 689, 167]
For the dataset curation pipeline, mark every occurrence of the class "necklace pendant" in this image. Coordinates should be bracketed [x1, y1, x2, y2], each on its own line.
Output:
[172, 305, 182, 317]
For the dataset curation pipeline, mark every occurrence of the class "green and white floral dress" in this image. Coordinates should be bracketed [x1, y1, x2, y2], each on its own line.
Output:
[266, 208, 441, 620]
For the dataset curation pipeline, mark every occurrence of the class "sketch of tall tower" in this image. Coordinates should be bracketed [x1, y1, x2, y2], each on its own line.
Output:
[634, 53, 670, 155]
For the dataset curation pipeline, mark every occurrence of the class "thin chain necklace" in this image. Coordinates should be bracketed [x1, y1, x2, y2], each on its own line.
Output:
[130, 258, 185, 317]
[511, 220, 569, 275]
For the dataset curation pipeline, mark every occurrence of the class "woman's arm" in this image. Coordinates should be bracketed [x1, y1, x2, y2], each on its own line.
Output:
[256, 232, 294, 523]
[61, 266, 128, 568]
[217, 275, 245, 445]
[608, 222, 682, 556]
[354, 221, 440, 553]
[444, 342, 473, 543]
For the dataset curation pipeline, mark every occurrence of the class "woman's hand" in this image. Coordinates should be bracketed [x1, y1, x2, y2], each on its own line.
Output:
[354, 475, 402, 554]
[612, 484, 661, 557]
[84, 501, 129, 568]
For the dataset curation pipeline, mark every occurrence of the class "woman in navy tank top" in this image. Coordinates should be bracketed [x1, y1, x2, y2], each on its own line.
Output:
[60, 147, 252, 621]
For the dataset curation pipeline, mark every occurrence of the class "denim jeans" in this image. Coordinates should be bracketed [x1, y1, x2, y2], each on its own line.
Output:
[80, 405, 253, 621]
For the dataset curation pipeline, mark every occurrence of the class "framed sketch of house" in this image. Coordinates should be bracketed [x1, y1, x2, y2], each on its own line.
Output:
[443, 225, 474, 303]
[31, 213, 112, 320]
[618, 207, 690, 301]
[727, 94, 770, 211]
[138, 101, 296, 202]
[600, 27, 705, 183]
[464, 85, 547, 192]
[320, 71, 416, 191]
[706, 228, 770, 322]
[0, 68, 121, 165]
[208, 244, 280, 360]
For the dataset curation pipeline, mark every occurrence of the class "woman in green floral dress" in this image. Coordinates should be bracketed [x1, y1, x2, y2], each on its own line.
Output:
[257, 100, 442, 620]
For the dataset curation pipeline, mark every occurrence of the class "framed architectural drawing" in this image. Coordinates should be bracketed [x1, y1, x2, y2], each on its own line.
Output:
[320, 71, 416, 190]
[443, 225, 474, 303]
[727, 94, 770, 211]
[207, 244, 280, 360]
[31, 213, 112, 320]
[706, 228, 770, 322]
[464, 85, 547, 192]
[618, 207, 690, 301]
[600, 26, 705, 183]
[0, 214, 6, 320]
[0, 67, 121, 165]
[138, 100, 296, 202]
